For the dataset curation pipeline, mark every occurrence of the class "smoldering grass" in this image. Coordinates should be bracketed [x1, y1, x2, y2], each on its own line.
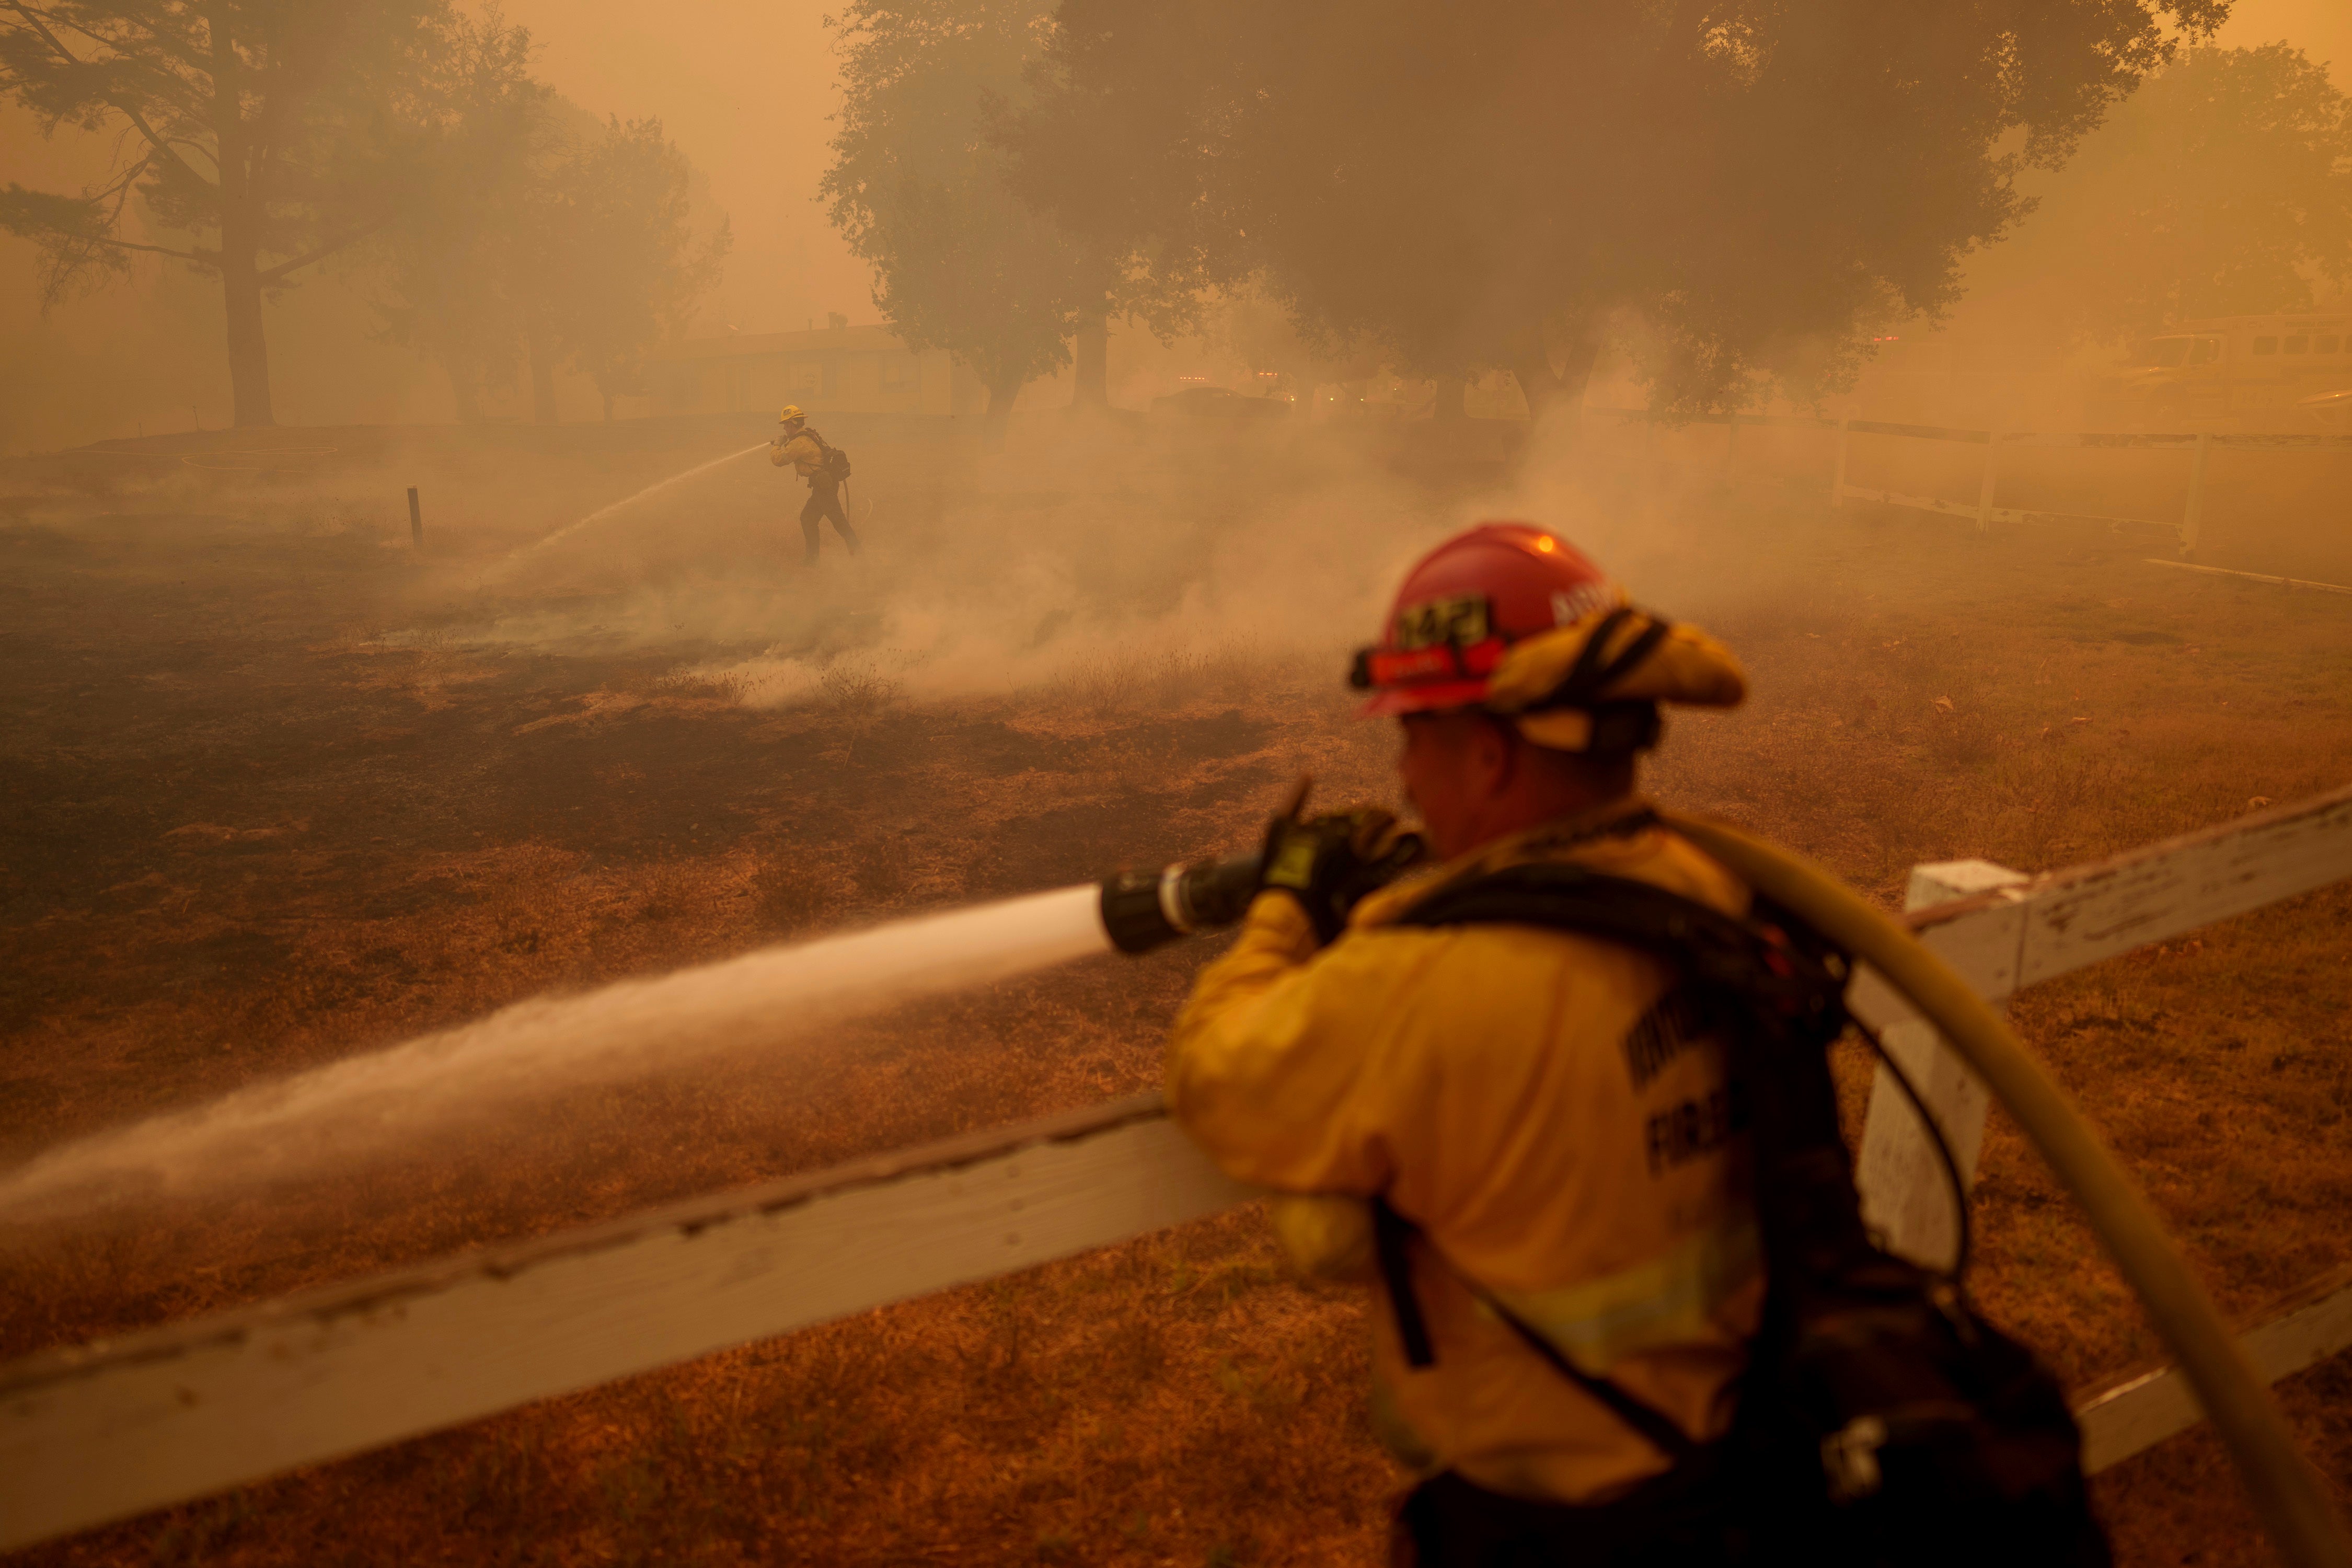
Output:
[1044, 639, 1267, 718]
[667, 651, 906, 713]
[816, 657, 905, 715]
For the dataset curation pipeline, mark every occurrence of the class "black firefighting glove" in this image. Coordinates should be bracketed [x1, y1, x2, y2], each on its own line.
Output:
[1259, 779, 1424, 946]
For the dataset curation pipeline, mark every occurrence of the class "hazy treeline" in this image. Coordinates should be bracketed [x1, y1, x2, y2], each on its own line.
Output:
[1963, 41, 2351, 345]
[825, 0, 2350, 425]
[1, 2, 727, 429]
[6, 2, 2347, 442]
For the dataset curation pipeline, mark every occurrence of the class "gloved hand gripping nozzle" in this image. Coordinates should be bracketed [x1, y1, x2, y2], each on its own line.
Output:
[1098, 779, 1426, 954]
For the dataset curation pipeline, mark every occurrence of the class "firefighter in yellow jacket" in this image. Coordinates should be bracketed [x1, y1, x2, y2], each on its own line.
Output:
[1166, 522, 1755, 1566]
[769, 405, 862, 564]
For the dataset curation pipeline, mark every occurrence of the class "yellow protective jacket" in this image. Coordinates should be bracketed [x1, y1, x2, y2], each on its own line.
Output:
[1165, 799, 1762, 1504]
[769, 430, 827, 481]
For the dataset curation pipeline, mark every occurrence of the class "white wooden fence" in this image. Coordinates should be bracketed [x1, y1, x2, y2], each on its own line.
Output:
[4, 788, 2351, 1552]
[1590, 406, 2352, 555]
[1827, 421, 2352, 550]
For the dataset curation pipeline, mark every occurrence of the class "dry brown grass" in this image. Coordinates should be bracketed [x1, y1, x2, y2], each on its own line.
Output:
[1, 430, 2347, 1567]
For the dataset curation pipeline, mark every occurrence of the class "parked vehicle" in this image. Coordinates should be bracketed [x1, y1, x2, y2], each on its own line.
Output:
[2089, 314, 2352, 429]
[1148, 385, 1291, 421]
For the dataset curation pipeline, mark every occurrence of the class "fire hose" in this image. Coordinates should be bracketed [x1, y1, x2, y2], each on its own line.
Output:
[1096, 818, 2352, 1568]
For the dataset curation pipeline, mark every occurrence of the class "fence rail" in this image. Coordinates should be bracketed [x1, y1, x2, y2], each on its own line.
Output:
[2143, 558, 2352, 597]
[1588, 405, 2352, 549]
[3, 788, 2350, 1551]
[0, 1103, 1250, 1552]
[2076, 1265, 2352, 1473]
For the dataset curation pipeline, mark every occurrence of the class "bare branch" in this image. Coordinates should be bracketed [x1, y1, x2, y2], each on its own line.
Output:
[83, 232, 215, 264]
[2, 1, 216, 190]
[168, 136, 220, 172]
[255, 224, 381, 285]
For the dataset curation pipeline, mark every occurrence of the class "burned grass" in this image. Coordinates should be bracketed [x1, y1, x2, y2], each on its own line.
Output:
[0, 428, 2347, 1566]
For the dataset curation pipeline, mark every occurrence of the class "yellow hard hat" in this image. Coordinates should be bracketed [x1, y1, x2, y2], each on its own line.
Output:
[778, 405, 805, 423]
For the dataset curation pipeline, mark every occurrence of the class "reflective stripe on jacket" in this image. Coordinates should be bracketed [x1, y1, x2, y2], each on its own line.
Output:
[1165, 799, 1762, 1503]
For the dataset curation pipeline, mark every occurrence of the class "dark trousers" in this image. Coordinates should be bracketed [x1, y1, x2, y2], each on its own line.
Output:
[1392, 1462, 1732, 1568]
[799, 481, 860, 561]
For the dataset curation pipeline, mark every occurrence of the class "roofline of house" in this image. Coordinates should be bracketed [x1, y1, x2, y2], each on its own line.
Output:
[2175, 315, 2351, 332]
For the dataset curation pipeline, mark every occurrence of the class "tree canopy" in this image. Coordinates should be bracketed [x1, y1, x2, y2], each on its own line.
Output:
[820, 0, 1105, 442]
[355, 13, 729, 425]
[0, 0, 449, 425]
[542, 114, 730, 421]
[1005, 0, 2233, 421]
[358, 9, 549, 421]
[0, 3, 729, 428]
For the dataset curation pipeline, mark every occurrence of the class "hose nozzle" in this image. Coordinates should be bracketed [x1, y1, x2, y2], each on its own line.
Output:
[1099, 854, 1264, 954]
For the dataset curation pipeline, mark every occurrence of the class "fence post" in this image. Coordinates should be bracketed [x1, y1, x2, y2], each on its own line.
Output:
[407, 487, 423, 552]
[2181, 432, 2211, 556]
[1853, 857, 2028, 1269]
[1974, 433, 1999, 532]
[1829, 417, 1850, 508]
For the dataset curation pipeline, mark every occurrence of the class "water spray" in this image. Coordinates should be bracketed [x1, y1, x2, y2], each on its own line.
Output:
[0, 859, 1263, 1225]
[0, 883, 1110, 1224]
[510, 441, 772, 560]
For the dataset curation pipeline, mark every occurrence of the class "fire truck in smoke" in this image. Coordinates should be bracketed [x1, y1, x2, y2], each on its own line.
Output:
[2089, 312, 2352, 429]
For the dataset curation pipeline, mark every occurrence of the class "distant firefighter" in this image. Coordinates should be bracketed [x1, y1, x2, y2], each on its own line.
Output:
[769, 405, 861, 564]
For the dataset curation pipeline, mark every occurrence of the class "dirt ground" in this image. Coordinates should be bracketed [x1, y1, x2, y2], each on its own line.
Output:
[1, 413, 2347, 1567]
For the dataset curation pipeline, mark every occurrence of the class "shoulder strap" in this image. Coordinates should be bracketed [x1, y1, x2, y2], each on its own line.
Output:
[1398, 863, 1843, 1030]
[1402, 862, 1742, 966]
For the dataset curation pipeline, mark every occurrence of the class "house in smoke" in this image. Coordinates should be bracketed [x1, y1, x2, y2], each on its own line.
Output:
[648, 319, 983, 418]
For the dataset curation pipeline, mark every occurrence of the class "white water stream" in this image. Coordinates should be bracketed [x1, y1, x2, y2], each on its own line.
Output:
[514, 441, 771, 559]
[0, 885, 1111, 1225]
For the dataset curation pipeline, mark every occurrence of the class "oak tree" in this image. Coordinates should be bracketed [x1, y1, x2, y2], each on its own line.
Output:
[357, 10, 548, 421]
[1007, 0, 2230, 428]
[1, 0, 448, 425]
[539, 114, 730, 421]
[821, 0, 1104, 445]
[353, 13, 728, 425]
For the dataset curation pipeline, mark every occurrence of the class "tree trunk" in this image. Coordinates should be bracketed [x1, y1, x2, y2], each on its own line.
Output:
[447, 362, 485, 423]
[1513, 324, 1604, 444]
[1071, 312, 1109, 408]
[218, 247, 275, 428]
[1433, 375, 1467, 422]
[983, 377, 1021, 451]
[209, 12, 274, 428]
[527, 320, 559, 423]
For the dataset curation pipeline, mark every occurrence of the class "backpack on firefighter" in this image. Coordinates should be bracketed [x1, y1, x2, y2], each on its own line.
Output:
[802, 426, 852, 485]
[1380, 857, 2108, 1568]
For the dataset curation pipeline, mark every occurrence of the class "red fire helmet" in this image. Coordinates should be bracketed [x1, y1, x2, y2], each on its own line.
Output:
[1351, 523, 1624, 716]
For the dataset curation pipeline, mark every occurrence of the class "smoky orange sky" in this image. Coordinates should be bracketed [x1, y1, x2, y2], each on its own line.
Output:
[493, 0, 868, 338]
